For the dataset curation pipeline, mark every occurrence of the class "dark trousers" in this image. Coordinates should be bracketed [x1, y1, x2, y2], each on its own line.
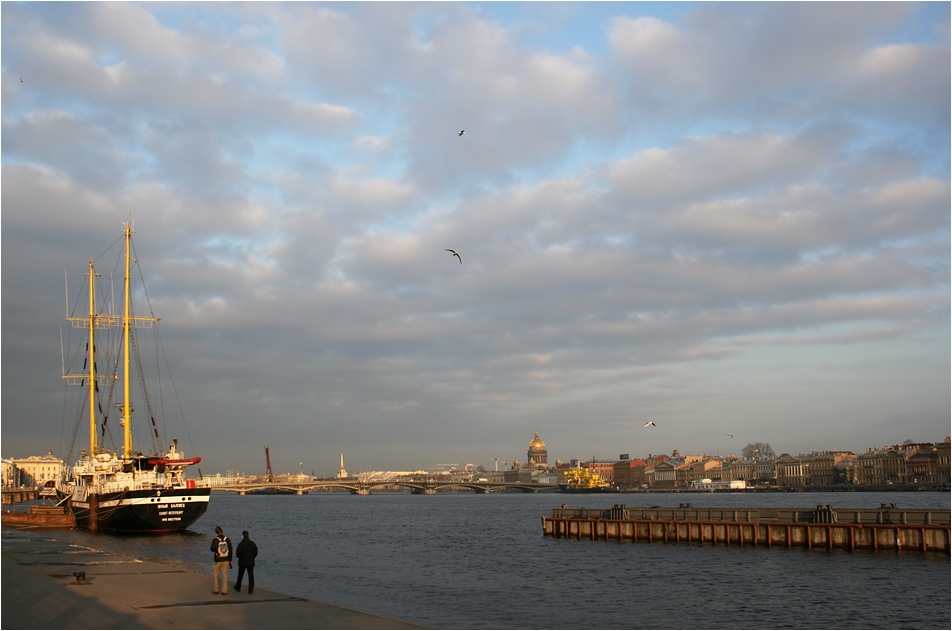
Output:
[235, 565, 255, 592]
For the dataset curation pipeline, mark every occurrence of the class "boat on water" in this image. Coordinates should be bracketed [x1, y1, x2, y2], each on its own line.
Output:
[558, 466, 613, 493]
[59, 223, 210, 533]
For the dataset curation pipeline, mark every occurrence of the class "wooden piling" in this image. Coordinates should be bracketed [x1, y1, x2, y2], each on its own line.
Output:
[541, 510, 950, 553]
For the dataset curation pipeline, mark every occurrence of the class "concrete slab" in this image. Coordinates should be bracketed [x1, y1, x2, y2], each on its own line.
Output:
[2, 528, 427, 629]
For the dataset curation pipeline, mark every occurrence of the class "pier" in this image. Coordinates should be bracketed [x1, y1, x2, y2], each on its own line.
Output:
[542, 504, 951, 552]
[2, 489, 38, 505]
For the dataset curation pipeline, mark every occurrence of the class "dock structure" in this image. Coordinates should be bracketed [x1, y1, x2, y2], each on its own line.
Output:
[1, 489, 38, 505]
[542, 504, 951, 552]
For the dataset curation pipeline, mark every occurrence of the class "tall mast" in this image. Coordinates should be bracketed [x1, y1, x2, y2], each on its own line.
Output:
[122, 223, 133, 459]
[114, 223, 158, 459]
[87, 261, 98, 456]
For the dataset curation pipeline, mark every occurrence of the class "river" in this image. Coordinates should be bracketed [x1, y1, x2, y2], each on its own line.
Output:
[42, 490, 950, 629]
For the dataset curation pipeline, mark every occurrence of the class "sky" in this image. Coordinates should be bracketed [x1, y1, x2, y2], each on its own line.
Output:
[2, 2, 949, 477]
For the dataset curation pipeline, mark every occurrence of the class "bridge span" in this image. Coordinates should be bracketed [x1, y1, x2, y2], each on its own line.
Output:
[207, 478, 559, 495]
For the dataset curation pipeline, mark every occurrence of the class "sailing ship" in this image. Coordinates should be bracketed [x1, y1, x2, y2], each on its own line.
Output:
[60, 223, 210, 532]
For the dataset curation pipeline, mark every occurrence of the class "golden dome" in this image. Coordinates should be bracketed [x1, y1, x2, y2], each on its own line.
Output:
[529, 431, 546, 450]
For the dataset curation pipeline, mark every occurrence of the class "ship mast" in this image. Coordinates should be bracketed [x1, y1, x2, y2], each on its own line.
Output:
[87, 262, 98, 456]
[119, 223, 158, 459]
[122, 224, 133, 458]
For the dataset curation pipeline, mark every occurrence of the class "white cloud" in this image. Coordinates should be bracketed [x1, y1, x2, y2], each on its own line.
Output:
[1, 2, 947, 473]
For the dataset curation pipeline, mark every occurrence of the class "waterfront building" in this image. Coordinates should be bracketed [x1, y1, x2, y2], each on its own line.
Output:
[908, 450, 939, 485]
[613, 458, 647, 489]
[1, 459, 14, 487]
[527, 432, 548, 468]
[650, 460, 679, 488]
[729, 459, 756, 484]
[882, 446, 911, 483]
[833, 457, 860, 484]
[937, 437, 950, 483]
[753, 458, 777, 486]
[681, 458, 726, 487]
[808, 451, 855, 485]
[776, 454, 809, 486]
[7, 451, 65, 488]
[858, 448, 887, 485]
[587, 460, 616, 485]
[337, 453, 348, 479]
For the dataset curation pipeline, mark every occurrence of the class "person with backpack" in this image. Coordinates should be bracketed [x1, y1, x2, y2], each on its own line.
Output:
[210, 525, 232, 595]
[234, 530, 258, 594]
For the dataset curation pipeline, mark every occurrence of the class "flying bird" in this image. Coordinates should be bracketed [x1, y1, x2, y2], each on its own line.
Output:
[445, 249, 462, 264]
[725, 433, 733, 438]
[458, 130, 465, 136]
[643, 421, 656, 428]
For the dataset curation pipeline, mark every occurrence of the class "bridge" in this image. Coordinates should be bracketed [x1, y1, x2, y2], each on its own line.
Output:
[205, 478, 559, 495]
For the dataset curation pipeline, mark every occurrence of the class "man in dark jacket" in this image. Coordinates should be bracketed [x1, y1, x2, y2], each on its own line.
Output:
[210, 526, 232, 595]
[234, 530, 258, 594]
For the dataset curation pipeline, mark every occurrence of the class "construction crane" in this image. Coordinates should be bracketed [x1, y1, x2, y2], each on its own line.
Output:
[265, 445, 274, 482]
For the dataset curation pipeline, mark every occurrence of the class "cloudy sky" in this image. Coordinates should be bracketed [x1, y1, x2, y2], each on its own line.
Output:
[2, 2, 949, 476]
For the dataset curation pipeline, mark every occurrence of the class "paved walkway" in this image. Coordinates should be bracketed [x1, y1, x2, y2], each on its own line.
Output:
[2, 528, 426, 629]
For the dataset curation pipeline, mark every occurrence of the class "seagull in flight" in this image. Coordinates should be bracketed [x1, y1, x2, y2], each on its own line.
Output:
[458, 130, 466, 137]
[644, 421, 656, 428]
[725, 433, 733, 438]
[445, 249, 462, 264]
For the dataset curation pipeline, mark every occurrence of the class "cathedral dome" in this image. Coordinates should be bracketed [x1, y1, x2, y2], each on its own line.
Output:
[529, 432, 546, 451]
[527, 432, 548, 468]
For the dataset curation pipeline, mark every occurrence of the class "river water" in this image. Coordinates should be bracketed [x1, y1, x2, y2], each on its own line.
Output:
[41, 491, 950, 629]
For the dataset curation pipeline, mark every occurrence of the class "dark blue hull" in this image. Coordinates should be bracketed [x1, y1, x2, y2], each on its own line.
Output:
[70, 487, 210, 533]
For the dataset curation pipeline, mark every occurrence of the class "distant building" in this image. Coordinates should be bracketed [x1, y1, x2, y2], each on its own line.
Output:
[1, 459, 14, 488]
[587, 460, 615, 486]
[776, 454, 809, 486]
[337, 453, 348, 479]
[833, 458, 860, 484]
[8, 451, 65, 488]
[937, 438, 950, 484]
[613, 458, 647, 488]
[527, 432, 548, 469]
[809, 451, 856, 485]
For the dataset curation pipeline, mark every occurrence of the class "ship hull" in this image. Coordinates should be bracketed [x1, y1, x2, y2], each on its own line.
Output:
[70, 487, 210, 533]
[558, 484, 614, 493]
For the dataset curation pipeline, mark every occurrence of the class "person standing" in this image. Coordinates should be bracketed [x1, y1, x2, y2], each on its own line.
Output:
[234, 530, 258, 594]
[210, 526, 232, 595]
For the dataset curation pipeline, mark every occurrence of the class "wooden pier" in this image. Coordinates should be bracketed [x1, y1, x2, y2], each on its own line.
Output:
[2, 489, 38, 505]
[542, 504, 951, 552]
[2, 505, 76, 530]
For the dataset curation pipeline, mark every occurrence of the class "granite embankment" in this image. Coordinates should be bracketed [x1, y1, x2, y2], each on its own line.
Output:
[2, 527, 426, 629]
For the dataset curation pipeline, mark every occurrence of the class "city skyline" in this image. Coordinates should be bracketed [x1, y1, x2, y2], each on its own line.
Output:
[2, 2, 949, 475]
[147, 433, 952, 480]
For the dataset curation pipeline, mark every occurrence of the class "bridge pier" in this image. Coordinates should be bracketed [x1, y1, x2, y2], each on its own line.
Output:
[238, 491, 246, 495]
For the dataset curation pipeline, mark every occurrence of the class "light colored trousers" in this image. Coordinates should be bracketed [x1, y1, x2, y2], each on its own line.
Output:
[213, 561, 230, 593]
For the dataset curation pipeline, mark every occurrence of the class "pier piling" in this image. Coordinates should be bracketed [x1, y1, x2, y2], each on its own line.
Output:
[542, 505, 950, 553]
